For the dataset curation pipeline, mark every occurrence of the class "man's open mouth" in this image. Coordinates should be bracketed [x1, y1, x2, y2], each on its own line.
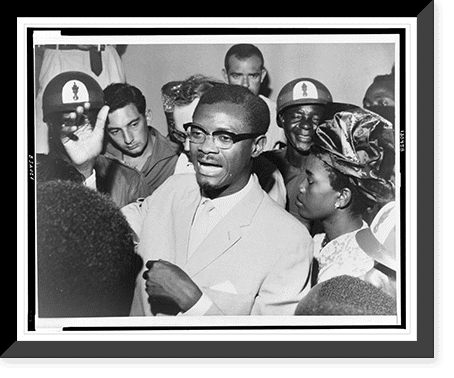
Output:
[197, 159, 223, 175]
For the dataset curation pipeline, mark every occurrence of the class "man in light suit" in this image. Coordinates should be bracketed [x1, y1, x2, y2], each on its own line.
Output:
[122, 84, 313, 316]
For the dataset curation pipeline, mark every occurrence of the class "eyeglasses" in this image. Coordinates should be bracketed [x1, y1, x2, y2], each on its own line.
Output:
[183, 122, 263, 150]
[167, 120, 188, 143]
[170, 128, 188, 143]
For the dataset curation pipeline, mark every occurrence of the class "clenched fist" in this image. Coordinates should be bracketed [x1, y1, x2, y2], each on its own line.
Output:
[142, 259, 202, 313]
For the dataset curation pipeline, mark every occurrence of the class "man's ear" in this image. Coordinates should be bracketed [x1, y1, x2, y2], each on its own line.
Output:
[145, 109, 153, 126]
[222, 68, 229, 83]
[260, 68, 267, 84]
[251, 135, 267, 158]
[277, 112, 285, 128]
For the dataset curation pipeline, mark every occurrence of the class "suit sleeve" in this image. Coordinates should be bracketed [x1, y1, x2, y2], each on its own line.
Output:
[250, 232, 314, 315]
[120, 197, 149, 245]
[120, 174, 182, 248]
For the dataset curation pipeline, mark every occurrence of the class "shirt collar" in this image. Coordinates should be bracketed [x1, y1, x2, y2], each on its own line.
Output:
[200, 174, 256, 218]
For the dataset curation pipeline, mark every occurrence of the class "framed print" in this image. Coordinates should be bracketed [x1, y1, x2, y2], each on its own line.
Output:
[10, 7, 434, 360]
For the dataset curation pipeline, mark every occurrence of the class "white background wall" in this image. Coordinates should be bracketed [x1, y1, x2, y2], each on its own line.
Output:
[120, 42, 395, 135]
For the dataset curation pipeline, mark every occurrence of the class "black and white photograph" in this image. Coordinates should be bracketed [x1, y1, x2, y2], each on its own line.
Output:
[10, 10, 439, 364]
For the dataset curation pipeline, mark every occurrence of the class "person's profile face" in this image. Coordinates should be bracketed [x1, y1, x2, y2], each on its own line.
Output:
[106, 103, 149, 157]
[223, 55, 265, 96]
[172, 98, 200, 151]
[281, 104, 324, 153]
[295, 154, 339, 221]
[189, 102, 256, 198]
[164, 112, 180, 145]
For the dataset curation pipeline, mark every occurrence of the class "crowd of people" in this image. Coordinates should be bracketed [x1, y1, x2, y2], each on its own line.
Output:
[35, 43, 397, 318]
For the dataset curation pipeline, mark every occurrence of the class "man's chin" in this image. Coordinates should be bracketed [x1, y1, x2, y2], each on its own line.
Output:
[198, 179, 219, 192]
[295, 144, 312, 155]
[197, 178, 229, 198]
[122, 147, 145, 158]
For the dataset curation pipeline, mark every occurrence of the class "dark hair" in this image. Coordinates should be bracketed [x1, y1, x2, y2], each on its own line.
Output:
[37, 180, 143, 317]
[311, 144, 370, 216]
[104, 83, 146, 116]
[328, 165, 370, 215]
[368, 65, 395, 96]
[371, 73, 394, 94]
[224, 44, 264, 71]
[196, 83, 270, 135]
[295, 275, 396, 315]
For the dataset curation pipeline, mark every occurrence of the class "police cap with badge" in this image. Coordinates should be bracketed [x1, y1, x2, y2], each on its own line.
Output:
[42, 71, 104, 124]
[276, 77, 333, 127]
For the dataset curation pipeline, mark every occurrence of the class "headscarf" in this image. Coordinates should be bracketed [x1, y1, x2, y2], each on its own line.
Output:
[312, 103, 395, 205]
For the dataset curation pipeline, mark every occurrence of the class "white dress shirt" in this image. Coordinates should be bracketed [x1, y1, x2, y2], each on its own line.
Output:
[84, 170, 97, 190]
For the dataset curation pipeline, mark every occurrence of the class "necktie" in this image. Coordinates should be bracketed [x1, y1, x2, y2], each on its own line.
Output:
[89, 47, 103, 76]
[188, 199, 214, 259]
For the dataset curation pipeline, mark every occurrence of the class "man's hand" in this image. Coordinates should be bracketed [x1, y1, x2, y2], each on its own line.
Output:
[142, 259, 202, 313]
[60, 103, 109, 178]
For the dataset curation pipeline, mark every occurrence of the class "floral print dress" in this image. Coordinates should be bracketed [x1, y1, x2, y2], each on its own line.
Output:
[312, 221, 375, 284]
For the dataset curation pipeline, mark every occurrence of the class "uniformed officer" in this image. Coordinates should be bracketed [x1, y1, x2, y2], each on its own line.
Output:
[263, 77, 333, 232]
[36, 71, 149, 208]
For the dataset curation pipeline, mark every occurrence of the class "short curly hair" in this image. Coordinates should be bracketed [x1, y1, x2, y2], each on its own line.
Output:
[36, 180, 142, 317]
[196, 83, 270, 135]
[295, 275, 396, 315]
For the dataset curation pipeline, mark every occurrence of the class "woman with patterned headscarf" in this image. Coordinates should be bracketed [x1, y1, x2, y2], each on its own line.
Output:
[295, 103, 395, 285]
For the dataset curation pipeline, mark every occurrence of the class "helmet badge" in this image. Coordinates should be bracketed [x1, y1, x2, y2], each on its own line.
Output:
[62, 80, 89, 104]
[302, 83, 308, 97]
[72, 82, 80, 101]
[293, 80, 318, 101]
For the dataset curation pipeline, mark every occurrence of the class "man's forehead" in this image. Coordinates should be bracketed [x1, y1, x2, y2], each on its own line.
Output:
[228, 55, 263, 71]
[193, 103, 247, 129]
[284, 103, 324, 115]
[366, 84, 394, 99]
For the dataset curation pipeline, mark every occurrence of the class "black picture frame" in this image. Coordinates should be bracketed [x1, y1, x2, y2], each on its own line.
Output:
[9, 6, 434, 360]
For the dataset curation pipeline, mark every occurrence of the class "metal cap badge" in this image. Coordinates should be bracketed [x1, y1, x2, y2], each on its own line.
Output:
[42, 71, 104, 122]
[276, 78, 333, 115]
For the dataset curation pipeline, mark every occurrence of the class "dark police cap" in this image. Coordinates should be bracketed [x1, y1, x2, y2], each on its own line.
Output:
[42, 71, 104, 122]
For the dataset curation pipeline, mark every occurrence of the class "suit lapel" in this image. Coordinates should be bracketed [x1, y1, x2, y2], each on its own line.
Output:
[183, 176, 264, 278]
[174, 182, 201, 268]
